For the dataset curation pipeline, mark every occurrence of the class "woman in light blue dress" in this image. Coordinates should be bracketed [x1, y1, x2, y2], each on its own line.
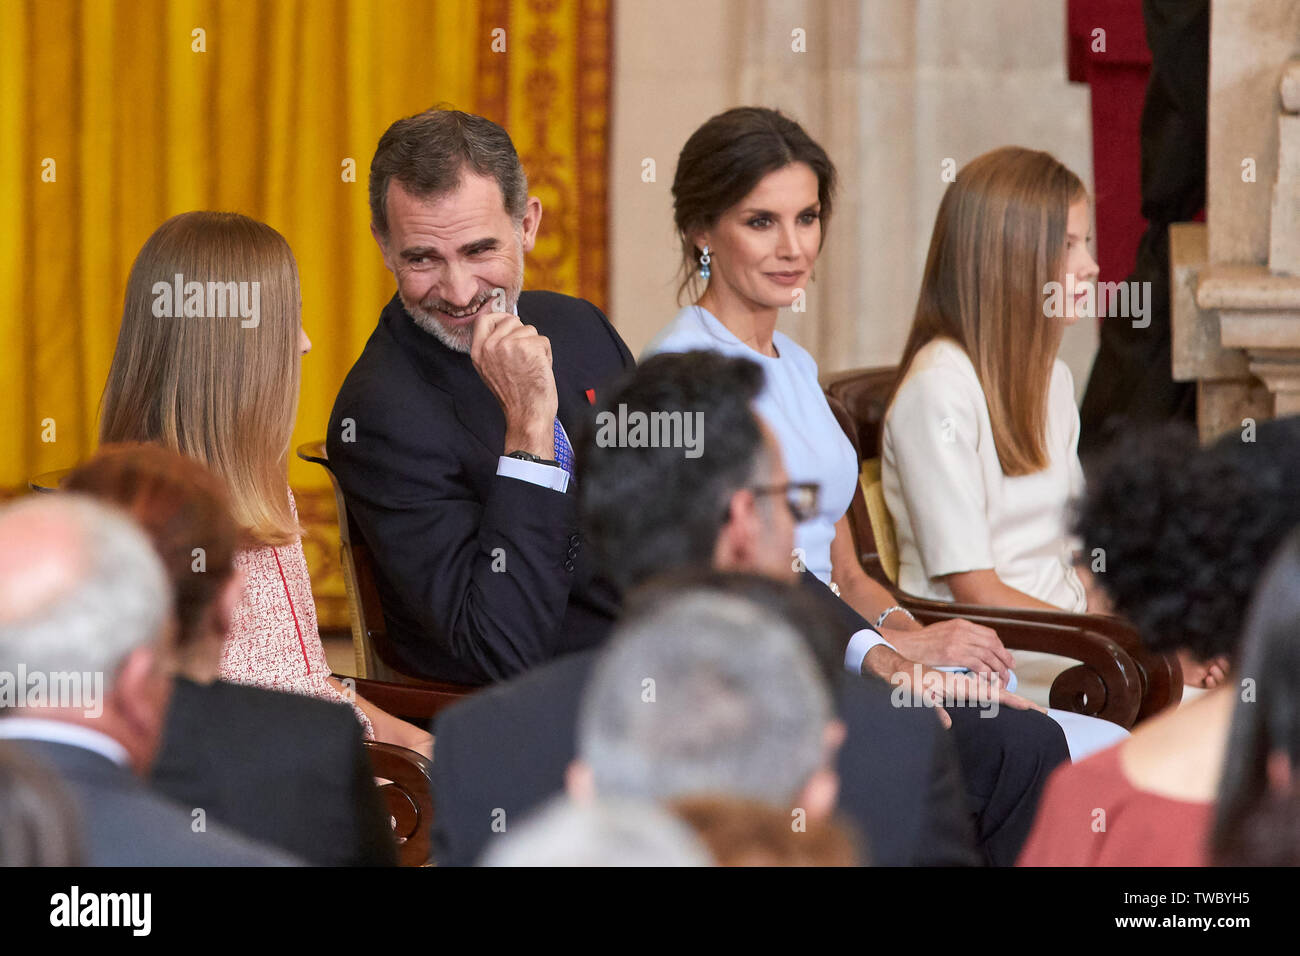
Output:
[643, 107, 1127, 760]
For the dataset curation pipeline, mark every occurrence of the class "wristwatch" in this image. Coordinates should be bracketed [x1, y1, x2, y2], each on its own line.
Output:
[506, 450, 562, 468]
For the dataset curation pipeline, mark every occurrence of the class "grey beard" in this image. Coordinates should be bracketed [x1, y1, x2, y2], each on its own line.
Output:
[401, 280, 522, 354]
[404, 299, 474, 353]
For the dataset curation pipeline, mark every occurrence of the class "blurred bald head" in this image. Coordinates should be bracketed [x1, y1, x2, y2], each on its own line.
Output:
[0, 495, 172, 687]
[0, 501, 88, 624]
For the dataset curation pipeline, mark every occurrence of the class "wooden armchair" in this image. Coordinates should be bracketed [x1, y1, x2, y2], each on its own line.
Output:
[822, 369, 1182, 728]
[363, 741, 434, 866]
[296, 442, 478, 723]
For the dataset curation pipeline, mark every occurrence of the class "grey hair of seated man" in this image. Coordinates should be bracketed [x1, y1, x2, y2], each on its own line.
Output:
[479, 795, 712, 867]
[0, 494, 171, 685]
[569, 592, 839, 814]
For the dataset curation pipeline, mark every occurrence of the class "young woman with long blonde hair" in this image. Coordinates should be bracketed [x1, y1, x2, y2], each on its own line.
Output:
[883, 147, 1100, 615]
[100, 211, 431, 757]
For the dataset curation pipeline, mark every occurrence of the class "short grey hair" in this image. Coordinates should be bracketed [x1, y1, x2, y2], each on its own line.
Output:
[480, 796, 712, 867]
[0, 495, 172, 688]
[577, 592, 832, 806]
[369, 107, 529, 239]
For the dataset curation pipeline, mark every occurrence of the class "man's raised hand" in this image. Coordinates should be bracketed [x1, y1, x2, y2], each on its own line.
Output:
[470, 312, 558, 458]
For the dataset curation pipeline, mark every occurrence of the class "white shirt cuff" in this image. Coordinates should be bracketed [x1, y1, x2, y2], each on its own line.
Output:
[496, 456, 570, 493]
[844, 629, 898, 675]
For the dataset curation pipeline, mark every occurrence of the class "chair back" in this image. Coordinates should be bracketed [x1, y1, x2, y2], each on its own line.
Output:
[297, 442, 392, 680]
[823, 365, 899, 459]
[824, 384, 898, 589]
[860, 458, 900, 584]
[296, 441, 480, 709]
[824, 390, 874, 549]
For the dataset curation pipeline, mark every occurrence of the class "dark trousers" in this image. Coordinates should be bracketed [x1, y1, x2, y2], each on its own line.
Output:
[947, 704, 1070, 866]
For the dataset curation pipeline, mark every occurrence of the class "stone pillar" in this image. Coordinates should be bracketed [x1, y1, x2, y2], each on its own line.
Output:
[1171, 0, 1300, 442]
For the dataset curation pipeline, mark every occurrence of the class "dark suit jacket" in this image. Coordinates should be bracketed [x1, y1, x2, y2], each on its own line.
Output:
[431, 576, 980, 867]
[431, 651, 977, 867]
[13, 738, 298, 866]
[150, 678, 396, 866]
[328, 291, 634, 685]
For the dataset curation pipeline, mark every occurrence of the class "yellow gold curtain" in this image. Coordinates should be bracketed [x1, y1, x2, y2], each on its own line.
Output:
[0, 0, 610, 628]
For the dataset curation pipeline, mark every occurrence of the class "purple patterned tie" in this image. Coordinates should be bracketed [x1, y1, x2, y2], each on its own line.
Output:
[554, 419, 575, 477]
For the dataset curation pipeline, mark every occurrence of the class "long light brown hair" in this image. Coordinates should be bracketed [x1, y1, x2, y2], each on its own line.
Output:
[892, 147, 1086, 475]
[99, 211, 302, 545]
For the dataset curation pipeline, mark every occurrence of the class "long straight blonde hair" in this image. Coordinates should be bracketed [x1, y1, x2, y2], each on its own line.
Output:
[892, 147, 1087, 476]
[99, 211, 302, 546]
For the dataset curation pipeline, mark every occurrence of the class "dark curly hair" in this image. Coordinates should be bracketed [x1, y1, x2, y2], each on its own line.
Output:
[1077, 416, 1300, 663]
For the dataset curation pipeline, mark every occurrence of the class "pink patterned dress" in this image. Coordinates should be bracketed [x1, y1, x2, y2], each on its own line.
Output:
[218, 490, 374, 738]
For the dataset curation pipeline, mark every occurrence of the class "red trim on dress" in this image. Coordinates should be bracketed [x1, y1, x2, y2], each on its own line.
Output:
[272, 547, 312, 673]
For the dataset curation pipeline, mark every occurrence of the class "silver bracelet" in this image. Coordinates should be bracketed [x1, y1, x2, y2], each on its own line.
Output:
[875, 605, 915, 629]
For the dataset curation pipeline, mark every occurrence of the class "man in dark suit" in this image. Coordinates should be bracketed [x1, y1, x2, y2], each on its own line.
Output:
[0, 496, 296, 866]
[432, 352, 1069, 866]
[433, 587, 977, 867]
[328, 108, 633, 685]
[150, 679, 395, 867]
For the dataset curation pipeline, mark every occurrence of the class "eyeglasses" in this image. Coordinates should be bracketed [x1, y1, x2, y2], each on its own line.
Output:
[747, 481, 821, 524]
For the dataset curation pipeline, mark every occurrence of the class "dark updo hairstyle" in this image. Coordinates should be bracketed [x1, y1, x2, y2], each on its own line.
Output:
[671, 107, 837, 303]
[1078, 416, 1300, 664]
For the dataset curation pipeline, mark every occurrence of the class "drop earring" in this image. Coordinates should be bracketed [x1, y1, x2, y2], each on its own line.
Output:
[698, 244, 711, 281]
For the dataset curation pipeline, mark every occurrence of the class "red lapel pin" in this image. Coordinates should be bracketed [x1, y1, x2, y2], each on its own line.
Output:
[585, 388, 596, 405]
